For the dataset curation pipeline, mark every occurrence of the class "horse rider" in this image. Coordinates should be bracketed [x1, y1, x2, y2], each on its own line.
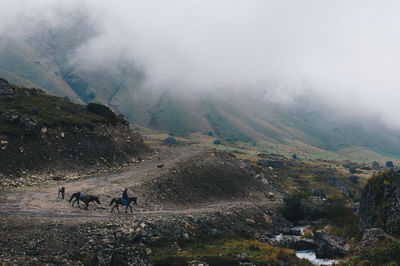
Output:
[122, 188, 129, 206]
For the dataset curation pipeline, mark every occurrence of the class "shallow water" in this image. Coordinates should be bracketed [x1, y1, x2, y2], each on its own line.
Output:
[270, 226, 342, 266]
[296, 250, 340, 266]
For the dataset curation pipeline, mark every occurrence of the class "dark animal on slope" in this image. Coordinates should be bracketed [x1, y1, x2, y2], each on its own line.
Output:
[58, 186, 65, 200]
[69, 192, 101, 210]
[110, 197, 137, 213]
[157, 164, 164, 169]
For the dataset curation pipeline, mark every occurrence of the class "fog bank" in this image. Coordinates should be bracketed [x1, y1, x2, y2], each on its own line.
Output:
[2, 1, 400, 128]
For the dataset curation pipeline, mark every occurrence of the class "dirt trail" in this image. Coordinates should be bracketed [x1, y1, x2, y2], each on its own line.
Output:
[0, 146, 269, 219]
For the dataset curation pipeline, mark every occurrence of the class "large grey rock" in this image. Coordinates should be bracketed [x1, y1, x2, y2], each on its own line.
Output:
[314, 230, 350, 259]
[164, 136, 177, 145]
[359, 170, 400, 236]
[274, 235, 317, 251]
[189, 261, 210, 266]
[0, 78, 18, 100]
[357, 228, 394, 252]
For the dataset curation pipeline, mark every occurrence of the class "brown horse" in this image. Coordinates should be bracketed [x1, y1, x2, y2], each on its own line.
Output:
[69, 192, 101, 210]
[110, 197, 137, 213]
[58, 187, 65, 200]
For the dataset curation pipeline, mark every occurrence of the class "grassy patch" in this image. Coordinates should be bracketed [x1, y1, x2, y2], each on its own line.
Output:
[344, 239, 400, 266]
[148, 235, 312, 266]
[0, 84, 122, 135]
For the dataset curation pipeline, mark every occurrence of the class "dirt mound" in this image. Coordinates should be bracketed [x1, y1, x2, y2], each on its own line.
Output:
[146, 150, 271, 205]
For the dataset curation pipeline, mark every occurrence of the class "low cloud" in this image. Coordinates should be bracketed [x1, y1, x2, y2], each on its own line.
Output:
[2, 0, 400, 128]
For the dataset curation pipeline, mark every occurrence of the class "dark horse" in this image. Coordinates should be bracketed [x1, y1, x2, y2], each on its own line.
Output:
[110, 197, 137, 213]
[58, 186, 65, 200]
[69, 192, 101, 210]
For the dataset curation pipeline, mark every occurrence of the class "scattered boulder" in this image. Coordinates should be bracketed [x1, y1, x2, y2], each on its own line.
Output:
[0, 78, 18, 100]
[164, 136, 178, 145]
[3, 109, 20, 123]
[257, 160, 284, 168]
[278, 235, 317, 251]
[312, 189, 326, 199]
[189, 260, 210, 266]
[314, 230, 350, 259]
[357, 228, 394, 252]
[3, 109, 37, 130]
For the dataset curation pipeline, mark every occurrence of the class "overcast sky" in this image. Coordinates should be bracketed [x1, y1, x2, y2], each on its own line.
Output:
[2, 0, 400, 127]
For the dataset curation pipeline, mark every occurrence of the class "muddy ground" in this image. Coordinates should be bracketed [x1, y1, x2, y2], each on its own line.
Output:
[0, 146, 288, 265]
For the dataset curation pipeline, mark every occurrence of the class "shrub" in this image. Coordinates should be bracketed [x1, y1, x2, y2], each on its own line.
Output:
[386, 161, 394, 168]
[213, 140, 221, 145]
[86, 103, 118, 124]
[281, 193, 306, 222]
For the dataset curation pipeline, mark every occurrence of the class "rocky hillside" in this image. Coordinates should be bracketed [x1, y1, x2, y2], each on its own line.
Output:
[359, 169, 400, 236]
[0, 78, 150, 187]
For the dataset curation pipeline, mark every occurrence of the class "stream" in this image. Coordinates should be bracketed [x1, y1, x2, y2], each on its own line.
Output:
[270, 226, 341, 266]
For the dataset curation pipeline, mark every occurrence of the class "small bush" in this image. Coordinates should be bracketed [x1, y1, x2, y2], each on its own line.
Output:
[86, 103, 119, 124]
[281, 193, 306, 222]
[386, 161, 394, 168]
[213, 140, 221, 145]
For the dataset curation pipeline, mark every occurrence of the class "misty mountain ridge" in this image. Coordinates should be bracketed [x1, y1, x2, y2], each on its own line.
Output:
[1, 21, 400, 162]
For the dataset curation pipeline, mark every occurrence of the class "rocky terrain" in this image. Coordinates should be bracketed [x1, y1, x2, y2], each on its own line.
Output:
[359, 169, 400, 236]
[2, 79, 400, 265]
[0, 145, 296, 265]
[0, 78, 150, 189]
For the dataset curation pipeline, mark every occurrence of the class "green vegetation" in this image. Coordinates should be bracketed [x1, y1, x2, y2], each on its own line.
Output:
[281, 193, 307, 222]
[86, 102, 119, 124]
[364, 169, 396, 230]
[281, 193, 360, 241]
[386, 161, 394, 168]
[344, 239, 400, 266]
[213, 140, 221, 145]
[148, 234, 312, 266]
[0, 84, 121, 135]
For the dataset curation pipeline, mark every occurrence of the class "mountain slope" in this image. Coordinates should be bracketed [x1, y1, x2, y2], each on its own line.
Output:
[1, 27, 400, 161]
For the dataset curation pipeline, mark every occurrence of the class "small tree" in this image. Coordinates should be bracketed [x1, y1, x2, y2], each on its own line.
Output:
[386, 161, 394, 168]
[213, 140, 221, 145]
[372, 161, 380, 169]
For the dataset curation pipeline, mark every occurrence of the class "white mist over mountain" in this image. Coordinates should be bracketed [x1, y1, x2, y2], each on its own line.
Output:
[1, 0, 400, 128]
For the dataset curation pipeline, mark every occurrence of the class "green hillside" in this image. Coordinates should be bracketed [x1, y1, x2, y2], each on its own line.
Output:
[2, 27, 400, 162]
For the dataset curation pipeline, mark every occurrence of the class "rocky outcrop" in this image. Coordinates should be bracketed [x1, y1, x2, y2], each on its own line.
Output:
[3, 109, 37, 130]
[0, 78, 18, 100]
[314, 230, 350, 259]
[359, 169, 400, 236]
[326, 174, 353, 198]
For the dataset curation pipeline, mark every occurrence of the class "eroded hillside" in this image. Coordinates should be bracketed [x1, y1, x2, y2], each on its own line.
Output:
[0, 78, 150, 188]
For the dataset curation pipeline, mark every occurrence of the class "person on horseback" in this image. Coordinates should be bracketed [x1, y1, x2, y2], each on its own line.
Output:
[122, 188, 129, 206]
